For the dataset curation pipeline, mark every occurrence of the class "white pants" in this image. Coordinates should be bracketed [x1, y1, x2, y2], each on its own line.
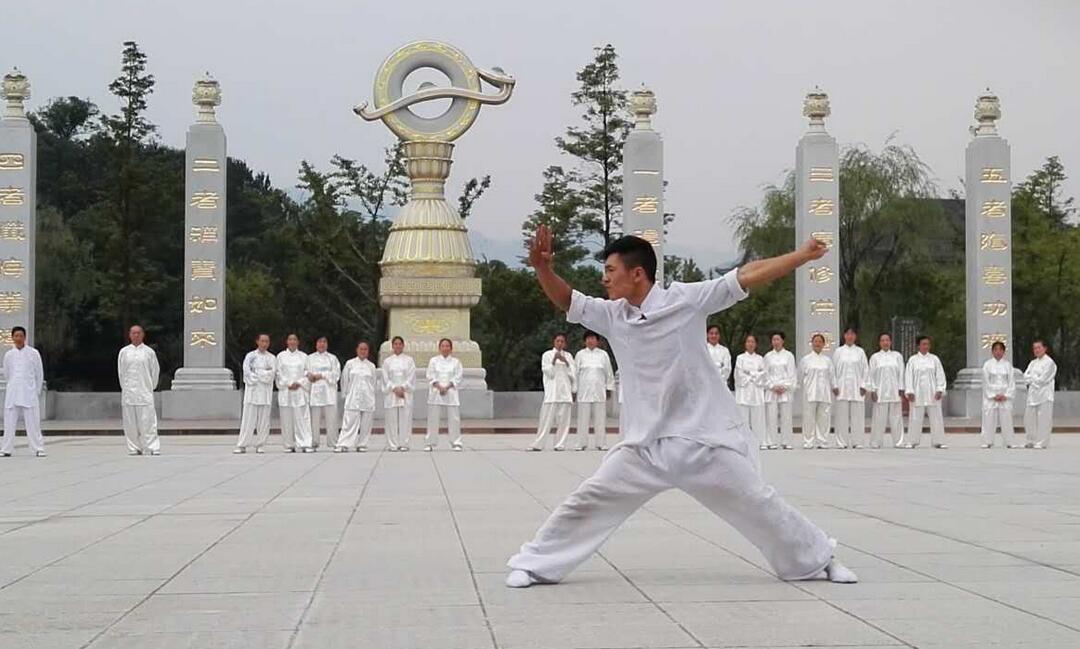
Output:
[384, 405, 413, 449]
[235, 403, 271, 449]
[737, 404, 768, 447]
[310, 404, 339, 449]
[765, 401, 793, 447]
[1024, 402, 1053, 447]
[803, 401, 831, 446]
[907, 403, 946, 446]
[122, 405, 159, 454]
[508, 437, 833, 582]
[426, 404, 462, 447]
[576, 401, 608, 449]
[337, 409, 374, 449]
[280, 405, 313, 449]
[870, 402, 904, 448]
[980, 406, 1016, 447]
[2, 405, 44, 454]
[532, 402, 572, 449]
[833, 400, 866, 447]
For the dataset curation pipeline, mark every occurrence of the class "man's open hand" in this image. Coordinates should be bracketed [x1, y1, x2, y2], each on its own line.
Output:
[528, 224, 555, 269]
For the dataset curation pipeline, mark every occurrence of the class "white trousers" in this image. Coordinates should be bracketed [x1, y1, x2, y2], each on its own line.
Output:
[310, 404, 339, 449]
[1024, 402, 1053, 447]
[508, 437, 833, 582]
[337, 409, 374, 449]
[532, 402, 572, 449]
[765, 401, 793, 447]
[980, 406, 1016, 447]
[803, 401, 831, 446]
[235, 403, 271, 449]
[833, 400, 866, 447]
[122, 405, 159, 453]
[426, 404, 462, 447]
[907, 403, 946, 446]
[2, 405, 44, 454]
[384, 405, 413, 449]
[737, 404, 768, 447]
[576, 401, 608, 449]
[870, 402, 904, 448]
[280, 405, 313, 449]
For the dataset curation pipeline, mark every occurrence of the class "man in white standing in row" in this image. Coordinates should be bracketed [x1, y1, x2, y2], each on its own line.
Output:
[706, 324, 731, 384]
[1, 326, 46, 457]
[234, 333, 276, 454]
[118, 325, 161, 456]
[528, 333, 576, 451]
[980, 340, 1018, 449]
[574, 331, 615, 451]
[903, 336, 948, 449]
[277, 333, 313, 452]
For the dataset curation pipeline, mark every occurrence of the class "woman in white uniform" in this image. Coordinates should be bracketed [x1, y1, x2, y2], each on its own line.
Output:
[867, 332, 905, 449]
[800, 333, 834, 449]
[276, 333, 314, 452]
[1023, 339, 1056, 449]
[734, 334, 767, 450]
[980, 340, 1018, 449]
[763, 331, 797, 450]
[529, 333, 576, 451]
[903, 335, 948, 449]
[425, 338, 465, 452]
[306, 335, 341, 451]
[336, 341, 378, 452]
[832, 327, 869, 449]
[574, 331, 615, 451]
[381, 336, 416, 451]
[706, 324, 732, 386]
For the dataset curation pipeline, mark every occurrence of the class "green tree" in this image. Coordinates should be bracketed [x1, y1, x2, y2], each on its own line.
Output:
[1015, 156, 1075, 227]
[520, 166, 590, 270]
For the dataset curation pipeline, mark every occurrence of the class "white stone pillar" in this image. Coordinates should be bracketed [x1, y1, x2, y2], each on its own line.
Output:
[622, 86, 665, 283]
[952, 90, 1016, 415]
[166, 75, 238, 418]
[0, 70, 37, 374]
[794, 88, 840, 355]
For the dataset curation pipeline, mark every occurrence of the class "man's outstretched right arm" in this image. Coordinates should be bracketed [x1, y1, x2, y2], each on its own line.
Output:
[529, 225, 572, 312]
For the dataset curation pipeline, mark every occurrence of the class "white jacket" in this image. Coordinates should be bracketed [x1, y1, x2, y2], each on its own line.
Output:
[904, 352, 946, 407]
[833, 344, 869, 401]
[574, 347, 615, 403]
[868, 350, 905, 404]
[800, 351, 834, 403]
[981, 357, 1015, 410]
[1024, 356, 1057, 406]
[381, 353, 416, 409]
[427, 354, 464, 407]
[241, 349, 276, 406]
[763, 349, 796, 404]
[306, 351, 341, 407]
[707, 343, 732, 382]
[3, 345, 43, 409]
[118, 344, 159, 406]
[276, 349, 310, 408]
[542, 348, 576, 404]
[734, 352, 766, 407]
[341, 358, 378, 412]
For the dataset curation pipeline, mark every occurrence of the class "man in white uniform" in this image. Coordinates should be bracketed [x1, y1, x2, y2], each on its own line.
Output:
[425, 338, 465, 451]
[706, 325, 732, 384]
[117, 325, 161, 456]
[903, 336, 948, 449]
[1023, 339, 1056, 449]
[234, 333, 276, 453]
[867, 332, 905, 449]
[336, 341, 378, 452]
[980, 340, 1018, 449]
[277, 333, 313, 452]
[574, 331, 615, 451]
[506, 228, 856, 588]
[1, 327, 45, 457]
[528, 333, 576, 451]
[306, 336, 341, 451]
[832, 328, 869, 449]
[381, 336, 416, 451]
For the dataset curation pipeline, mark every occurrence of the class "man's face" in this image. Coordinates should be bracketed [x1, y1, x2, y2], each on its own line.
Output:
[992, 345, 1005, 360]
[603, 254, 642, 301]
[12, 330, 25, 348]
[585, 335, 598, 350]
[919, 339, 931, 354]
[707, 329, 720, 345]
[316, 338, 328, 353]
[357, 343, 369, 359]
[129, 326, 144, 345]
[1033, 341, 1045, 357]
[553, 336, 566, 351]
[439, 340, 452, 356]
[256, 335, 270, 351]
[392, 339, 404, 355]
[287, 334, 299, 351]
[811, 336, 825, 354]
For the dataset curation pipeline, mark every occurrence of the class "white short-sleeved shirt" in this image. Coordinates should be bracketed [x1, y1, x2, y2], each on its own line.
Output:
[566, 269, 752, 452]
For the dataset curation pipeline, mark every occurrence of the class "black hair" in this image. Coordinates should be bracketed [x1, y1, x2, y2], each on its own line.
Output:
[391, 335, 404, 345]
[315, 335, 329, 344]
[744, 333, 758, 344]
[356, 340, 369, 348]
[553, 332, 567, 342]
[770, 330, 786, 341]
[603, 235, 657, 284]
[843, 326, 858, 335]
[438, 338, 453, 348]
[811, 333, 826, 344]
[11, 326, 25, 336]
[916, 335, 931, 345]
[878, 331, 892, 341]
[583, 330, 600, 342]
[991, 341, 1006, 352]
[706, 324, 721, 334]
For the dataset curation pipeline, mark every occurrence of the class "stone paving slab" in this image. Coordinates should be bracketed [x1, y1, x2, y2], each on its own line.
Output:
[1, 433, 1080, 648]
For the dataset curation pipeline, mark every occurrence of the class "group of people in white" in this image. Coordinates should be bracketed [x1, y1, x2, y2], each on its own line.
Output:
[709, 326, 1058, 450]
[527, 331, 616, 451]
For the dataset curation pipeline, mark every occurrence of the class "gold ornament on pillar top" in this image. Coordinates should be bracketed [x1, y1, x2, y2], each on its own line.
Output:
[629, 85, 656, 130]
[355, 40, 515, 369]
[973, 88, 1001, 137]
[2, 68, 30, 119]
[192, 73, 221, 124]
[802, 86, 830, 130]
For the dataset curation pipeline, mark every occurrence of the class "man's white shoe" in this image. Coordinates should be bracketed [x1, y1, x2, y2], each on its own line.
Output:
[149, 450, 160, 456]
[233, 447, 246, 454]
[424, 445, 434, 452]
[981, 443, 993, 449]
[452, 443, 463, 452]
[505, 569, 535, 588]
[255, 447, 265, 454]
[35, 450, 47, 457]
[825, 558, 858, 583]
[128, 450, 142, 456]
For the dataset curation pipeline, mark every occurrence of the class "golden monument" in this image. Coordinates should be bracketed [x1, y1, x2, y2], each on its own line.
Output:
[355, 41, 514, 383]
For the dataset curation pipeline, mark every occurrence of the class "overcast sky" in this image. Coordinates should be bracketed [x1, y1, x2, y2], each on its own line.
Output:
[7, 0, 1078, 267]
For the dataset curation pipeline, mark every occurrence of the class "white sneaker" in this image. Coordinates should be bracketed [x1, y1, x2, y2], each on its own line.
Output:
[933, 443, 948, 449]
[1007, 444, 1023, 449]
[1033, 442, 1046, 449]
[803, 442, 814, 449]
[759, 444, 768, 451]
[358, 446, 368, 453]
[825, 558, 859, 583]
[149, 450, 161, 456]
[233, 447, 246, 454]
[1, 452, 10, 457]
[286, 447, 296, 453]
[781, 444, 793, 450]
[424, 445, 434, 452]
[452, 443, 463, 452]
[35, 450, 47, 457]
[553, 446, 565, 452]
[597, 446, 607, 451]
[301, 447, 312, 453]
[851, 444, 863, 449]
[981, 443, 992, 449]
[575, 446, 588, 451]
[526, 446, 541, 452]
[505, 569, 536, 588]
[333, 447, 345, 453]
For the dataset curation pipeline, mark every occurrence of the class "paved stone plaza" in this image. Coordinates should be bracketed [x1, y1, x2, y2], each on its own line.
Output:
[2, 434, 1080, 649]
